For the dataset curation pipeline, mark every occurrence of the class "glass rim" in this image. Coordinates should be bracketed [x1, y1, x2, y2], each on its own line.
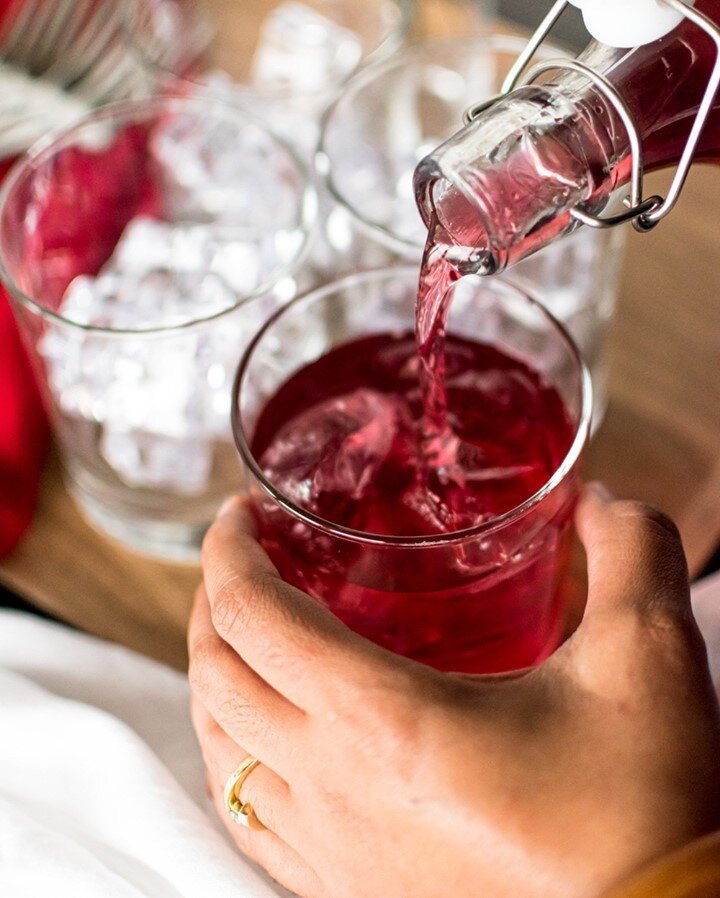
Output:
[0, 94, 318, 336]
[124, 0, 416, 103]
[232, 265, 593, 548]
[317, 33, 562, 255]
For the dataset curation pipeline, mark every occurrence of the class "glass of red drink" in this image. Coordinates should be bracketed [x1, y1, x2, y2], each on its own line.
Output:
[232, 266, 592, 675]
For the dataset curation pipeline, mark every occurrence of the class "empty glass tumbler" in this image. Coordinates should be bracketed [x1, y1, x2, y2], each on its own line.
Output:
[0, 95, 316, 561]
[318, 35, 626, 420]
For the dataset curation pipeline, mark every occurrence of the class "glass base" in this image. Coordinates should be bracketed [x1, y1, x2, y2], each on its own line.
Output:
[73, 490, 209, 564]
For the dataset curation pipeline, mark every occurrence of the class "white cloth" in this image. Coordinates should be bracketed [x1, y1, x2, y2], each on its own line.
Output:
[0, 573, 719, 897]
[0, 611, 286, 898]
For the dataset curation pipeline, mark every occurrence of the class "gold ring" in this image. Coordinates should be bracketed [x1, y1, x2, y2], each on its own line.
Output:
[224, 756, 267, 831]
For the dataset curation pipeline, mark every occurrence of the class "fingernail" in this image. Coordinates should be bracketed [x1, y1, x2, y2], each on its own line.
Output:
[217, 496, 240, 518]
[587, 481, 614, 502]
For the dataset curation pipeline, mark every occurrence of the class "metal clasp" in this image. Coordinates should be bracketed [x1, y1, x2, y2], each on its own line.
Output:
[463, 0, 720, 233]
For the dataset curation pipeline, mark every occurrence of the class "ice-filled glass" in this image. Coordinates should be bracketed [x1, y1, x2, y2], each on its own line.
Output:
[125, 0, 414, 152]
[233, 268, 591, 675]
[0, 95, 316, 561]
[318, 35, 625, 422]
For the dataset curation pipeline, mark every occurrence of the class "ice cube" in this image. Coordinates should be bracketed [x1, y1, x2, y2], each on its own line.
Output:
[111, 216, 297, 298]
[151, 113, 244, 220]
[40, 209, 293, 493]
[150, 109, 301, 229]
[110, 218, 214, 275]
[260, 389, 403, 510]
[101, 429, 212, 495]
[396, 480, 459, 534]
[251, 2, 362, 94]
[41, 326, 115, 423]
[41, 265, 241, 434]
[61, 268, 236, 330]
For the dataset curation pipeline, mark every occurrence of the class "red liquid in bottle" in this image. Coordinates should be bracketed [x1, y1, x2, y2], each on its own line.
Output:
[251, 232, 578, 673]
[415, 0, 720, 276]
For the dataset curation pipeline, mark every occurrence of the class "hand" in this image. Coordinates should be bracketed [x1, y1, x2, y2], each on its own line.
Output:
[188, 485, 720, 898]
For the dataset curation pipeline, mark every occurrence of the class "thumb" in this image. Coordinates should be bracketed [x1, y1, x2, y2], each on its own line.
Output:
[575, 483, 692, 624]
[556, 486, 715, 717]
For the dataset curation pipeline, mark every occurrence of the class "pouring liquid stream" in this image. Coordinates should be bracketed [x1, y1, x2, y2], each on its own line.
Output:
[415, 215, 496, 492]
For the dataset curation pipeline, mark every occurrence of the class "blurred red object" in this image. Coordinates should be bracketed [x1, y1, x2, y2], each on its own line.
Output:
[0, 120, 162, 559]
[0, 282, 49, 559]
[0, 146, 48, 559]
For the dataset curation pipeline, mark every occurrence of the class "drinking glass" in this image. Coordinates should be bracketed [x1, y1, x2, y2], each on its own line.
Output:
[233, 267, 592, 675]
[318, 35, 625, 421]
[0, 95, 316, 561]
[125, 0, 415, 153]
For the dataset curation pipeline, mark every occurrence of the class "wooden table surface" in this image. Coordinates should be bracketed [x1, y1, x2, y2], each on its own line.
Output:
[1, 2, 719, 671]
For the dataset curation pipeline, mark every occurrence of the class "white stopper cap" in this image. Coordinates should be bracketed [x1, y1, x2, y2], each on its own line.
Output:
[568, 0, 694, 48]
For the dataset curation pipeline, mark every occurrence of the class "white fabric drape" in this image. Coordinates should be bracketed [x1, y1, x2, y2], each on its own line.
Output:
[0, 610, 287, 898]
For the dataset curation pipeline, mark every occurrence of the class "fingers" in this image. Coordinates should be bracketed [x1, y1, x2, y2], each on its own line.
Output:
[576, 483, 692, 623]
[207, 774, 323, 898]
[201, 497, 401, 711]
[561, 484, 710, 685]
[191, 696, 304, 849]
[188, 584, 306, 779]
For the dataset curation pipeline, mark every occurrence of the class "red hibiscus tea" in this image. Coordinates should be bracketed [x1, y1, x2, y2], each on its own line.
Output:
[233, 267, 591, 675]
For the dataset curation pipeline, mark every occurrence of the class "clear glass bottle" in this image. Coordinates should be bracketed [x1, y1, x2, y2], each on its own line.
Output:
[414, 0, 720, 274]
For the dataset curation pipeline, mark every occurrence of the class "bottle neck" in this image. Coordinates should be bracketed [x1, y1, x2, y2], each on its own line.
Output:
[415, 0, 720, 274]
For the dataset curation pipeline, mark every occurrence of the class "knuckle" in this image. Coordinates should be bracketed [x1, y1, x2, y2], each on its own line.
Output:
[612, 597, 700, 677]
[211, 570, 285, 642]
[245, 570, 285, 616]
[635, 588, 692, 648]
[338, 678, 430, 774]
[312, 778, 353, 821]
[211, 578, 245, 637]
[646, 606, 706, 662]
[216, 689, 269, 745]
[615, 501, 682, 548]
[188, 634, 222, 695]
[613, 502, 690, 621]
[243, 574, 307, 668]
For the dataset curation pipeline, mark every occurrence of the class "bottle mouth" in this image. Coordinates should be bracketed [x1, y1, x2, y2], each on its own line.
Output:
[414, 169, 505, 277]
[443, 242, 499, 277]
